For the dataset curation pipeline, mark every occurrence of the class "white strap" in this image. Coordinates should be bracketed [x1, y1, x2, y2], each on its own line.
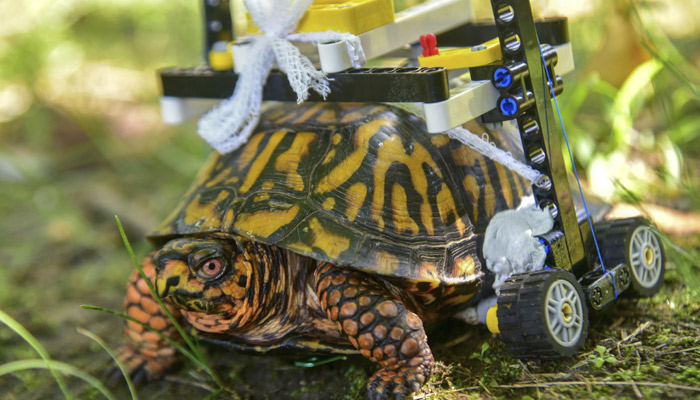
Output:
[197, 0, 366, 154]
[447, 126, 547, 187]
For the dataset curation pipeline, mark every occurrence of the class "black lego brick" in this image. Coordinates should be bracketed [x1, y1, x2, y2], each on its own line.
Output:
[159, 67, 450, 103]
[435, 17, 569, 48]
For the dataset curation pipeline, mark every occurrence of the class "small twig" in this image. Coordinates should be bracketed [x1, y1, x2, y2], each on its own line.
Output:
[661, 346, 700, 355]
[165, 375, 217, 392]
[671, 321, 700, 330]
[517, 359, 534, 381]
[629, 381, 644, 399]
[164, 375, 241, 400]
[610, 316, 626, 330]
[493, 380, 700, 392]
[443, 332, 472, 348]
[478, 379, 494, 396]
[655, 342, 670, 350]
[622, 321, 652, 343]
[414, 387, 475, 399]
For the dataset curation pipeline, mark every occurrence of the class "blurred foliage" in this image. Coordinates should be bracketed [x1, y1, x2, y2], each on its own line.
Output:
[0, 0, 698, 398]
[558, 0, 700, 207]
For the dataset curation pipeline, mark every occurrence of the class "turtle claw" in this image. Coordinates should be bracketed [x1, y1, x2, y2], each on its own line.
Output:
[367, 365, 428, 400]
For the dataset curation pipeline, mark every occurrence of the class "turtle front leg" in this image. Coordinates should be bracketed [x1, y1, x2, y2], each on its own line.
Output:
[314, 263, 434, 400]
[115, 255, 181, 384]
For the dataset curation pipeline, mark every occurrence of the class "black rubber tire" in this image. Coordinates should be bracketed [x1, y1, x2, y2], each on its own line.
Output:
[497, 269, 589, 359]
[594, 217, 665, 297]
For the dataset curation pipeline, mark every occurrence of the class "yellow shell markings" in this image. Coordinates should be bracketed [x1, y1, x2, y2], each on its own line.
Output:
[430, 134, 450, 147]
[286, 241, 314, 254]
[240, 129, 288, 194]
[273, 108, 304, 124]
[274, 131, 317, 192]
[234, 205, 301, 239]
[223, 208, 235, 229]
[462, 175, 480, 221]
[315, 118, 392, 195]
[477, 156, 497, 218]
[320, 133, 344, 166]
[184, 191, 231, 230]
[317, 109, 337, 124]
[451, 145, 478, 167]
[492, 161, 514, 209]
[370, 133, 443, 236]
[322, 197, 336, 210]
[291, 103, 326, 125]
[254, 193, 271, 202]
[308, 217, 350, 259]
[345, 182, 367, 223]
[454, 256, 476, 277]
[436, 183, 466, 235]
[340, 112, 363, 124]
[236, 132, 266, 172]
[416, 261, 440, 281]
[206, 167, 234, 188]
[391, 183, 419, 235]
[374, 250, 401, 275]
[321, 149, 337, 165]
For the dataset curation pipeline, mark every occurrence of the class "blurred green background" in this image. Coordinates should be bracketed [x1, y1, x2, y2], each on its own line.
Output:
[0, 0, 698, 399]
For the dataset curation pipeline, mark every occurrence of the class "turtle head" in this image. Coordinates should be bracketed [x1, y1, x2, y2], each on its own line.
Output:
[153, 236, 251, 315]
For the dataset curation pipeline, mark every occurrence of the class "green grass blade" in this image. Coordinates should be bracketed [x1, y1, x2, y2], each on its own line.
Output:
[76, 327, 139, 400]
[80, 305, 210, 373]
[0, 359, 116, 400]
[0, 309, 73, 399]
[611, 59, 664, 146]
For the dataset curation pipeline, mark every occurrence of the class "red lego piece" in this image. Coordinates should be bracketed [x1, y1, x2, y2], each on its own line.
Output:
[419, 33, 439, 57]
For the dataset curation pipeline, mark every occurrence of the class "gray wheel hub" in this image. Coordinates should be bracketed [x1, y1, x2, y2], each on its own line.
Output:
[545, 279, 584, 347]
[629, 225, 662, 289]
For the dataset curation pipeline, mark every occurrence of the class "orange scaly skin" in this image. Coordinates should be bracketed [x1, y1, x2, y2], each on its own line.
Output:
[314, 263, 434, 399]
[117, 256, 180, 383]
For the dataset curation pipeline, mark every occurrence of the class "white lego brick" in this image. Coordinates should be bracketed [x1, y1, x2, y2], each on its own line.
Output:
[160, 97, 221, 125]
[554, 43, 574, 76]
[423, 80, 498, 132]
[319, 0, 473, 73]
[423, 43, 576, 133]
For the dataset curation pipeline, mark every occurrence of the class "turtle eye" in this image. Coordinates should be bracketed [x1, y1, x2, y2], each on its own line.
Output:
[197, 258, 226, 280]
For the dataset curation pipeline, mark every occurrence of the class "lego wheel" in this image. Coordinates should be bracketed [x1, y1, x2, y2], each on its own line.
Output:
[594, 217, 665, 297]
[497, 269, 588, 359]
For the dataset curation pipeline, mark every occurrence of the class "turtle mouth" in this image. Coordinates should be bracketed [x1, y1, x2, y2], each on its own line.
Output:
[169, 290, 214, 313]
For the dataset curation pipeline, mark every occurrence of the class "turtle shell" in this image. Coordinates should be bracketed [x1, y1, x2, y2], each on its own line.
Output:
[150, 103, 530, 283]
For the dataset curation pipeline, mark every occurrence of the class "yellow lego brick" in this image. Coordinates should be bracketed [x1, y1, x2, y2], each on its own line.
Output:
[209, 42, 234, 71]
[486, 304, 500, 334]
[418, 38, 502, 69]
[247, 0, 395, 35]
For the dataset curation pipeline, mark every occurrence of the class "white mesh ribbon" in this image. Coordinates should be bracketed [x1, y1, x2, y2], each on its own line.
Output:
[197, 0, 366, 154]
[446, 126, 547, 187]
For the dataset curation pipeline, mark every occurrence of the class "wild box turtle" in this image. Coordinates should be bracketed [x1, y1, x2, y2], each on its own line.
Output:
[118, 102, 531, 399]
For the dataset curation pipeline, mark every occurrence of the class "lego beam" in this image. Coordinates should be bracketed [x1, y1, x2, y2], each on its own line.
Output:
[423, 43, 574, 133]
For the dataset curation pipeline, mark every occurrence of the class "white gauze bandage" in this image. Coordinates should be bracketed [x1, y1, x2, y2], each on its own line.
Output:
[483, 206, 554, 292]
[197, 0, 366, 154]
[447, 126, 546, 187]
